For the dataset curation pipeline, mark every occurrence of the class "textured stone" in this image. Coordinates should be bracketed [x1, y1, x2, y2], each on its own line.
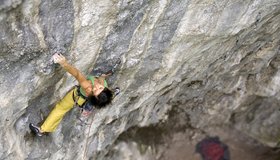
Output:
[0, 0, 280, 159]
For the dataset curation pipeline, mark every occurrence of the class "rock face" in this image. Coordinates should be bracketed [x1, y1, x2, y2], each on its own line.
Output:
[0, 0, 280, 159]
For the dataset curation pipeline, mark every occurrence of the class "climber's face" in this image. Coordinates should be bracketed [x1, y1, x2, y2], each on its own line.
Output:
[93, 80, 105, 97]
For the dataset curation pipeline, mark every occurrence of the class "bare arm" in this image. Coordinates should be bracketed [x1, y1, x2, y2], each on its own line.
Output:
[53, 53, 91, 91]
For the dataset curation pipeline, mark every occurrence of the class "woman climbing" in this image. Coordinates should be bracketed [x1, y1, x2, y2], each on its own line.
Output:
[29, 53, 118, 136]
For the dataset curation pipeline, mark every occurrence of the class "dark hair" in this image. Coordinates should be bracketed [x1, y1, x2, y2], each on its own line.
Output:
[88, 88, 113, 109]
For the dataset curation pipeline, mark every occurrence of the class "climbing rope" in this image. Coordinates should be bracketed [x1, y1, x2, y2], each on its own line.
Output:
[82, 113, 95, 160]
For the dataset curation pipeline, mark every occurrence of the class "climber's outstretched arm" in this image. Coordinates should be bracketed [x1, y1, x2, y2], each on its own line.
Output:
[53, 53, 91, 91]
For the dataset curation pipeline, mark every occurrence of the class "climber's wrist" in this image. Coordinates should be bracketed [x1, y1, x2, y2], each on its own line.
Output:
[60, 61, 68, 67]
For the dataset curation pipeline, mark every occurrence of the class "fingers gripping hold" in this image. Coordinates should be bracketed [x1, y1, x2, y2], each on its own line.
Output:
[52, 53, 66, 64]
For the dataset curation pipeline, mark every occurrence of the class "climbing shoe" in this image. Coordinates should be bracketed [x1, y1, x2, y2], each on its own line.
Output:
[114, 87, 120, 96]
[29, 123, 43, 137]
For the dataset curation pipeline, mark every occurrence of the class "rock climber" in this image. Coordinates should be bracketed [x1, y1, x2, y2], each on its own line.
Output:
[29, 53, 119, 136]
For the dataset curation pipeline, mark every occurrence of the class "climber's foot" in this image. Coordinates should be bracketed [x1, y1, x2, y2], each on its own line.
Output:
[114, 87, 120, 96]
[29, 123, 43, 137]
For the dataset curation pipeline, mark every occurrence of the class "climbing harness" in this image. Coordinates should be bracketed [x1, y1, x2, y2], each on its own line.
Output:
[72, 86, 94, 117]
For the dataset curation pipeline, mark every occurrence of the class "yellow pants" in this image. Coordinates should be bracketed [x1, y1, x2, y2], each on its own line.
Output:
[41, 87, 86, 132]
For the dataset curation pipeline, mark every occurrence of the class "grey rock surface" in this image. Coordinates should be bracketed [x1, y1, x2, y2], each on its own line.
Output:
[0, 0, 280, 159]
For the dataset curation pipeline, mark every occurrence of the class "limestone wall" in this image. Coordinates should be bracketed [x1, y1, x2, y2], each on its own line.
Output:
[0, 0, 280, 159]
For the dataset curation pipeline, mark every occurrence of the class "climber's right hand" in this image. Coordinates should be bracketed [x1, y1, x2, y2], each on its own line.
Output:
[53, 53, 67, 66]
